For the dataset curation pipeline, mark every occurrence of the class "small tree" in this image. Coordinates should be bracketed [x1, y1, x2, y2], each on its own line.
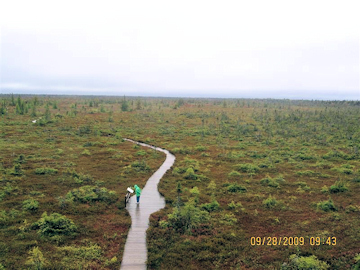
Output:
[44, 104, 51, 122]
[25, 246, 49, 270]
[167, 200, 209, 234]
[121, 100, 129, 111]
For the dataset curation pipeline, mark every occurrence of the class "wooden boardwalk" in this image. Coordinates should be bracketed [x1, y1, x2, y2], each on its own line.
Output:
[120, 139, 175, 270]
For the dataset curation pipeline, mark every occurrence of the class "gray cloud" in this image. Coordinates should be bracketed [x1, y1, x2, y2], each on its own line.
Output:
[1, 1, 359, 99]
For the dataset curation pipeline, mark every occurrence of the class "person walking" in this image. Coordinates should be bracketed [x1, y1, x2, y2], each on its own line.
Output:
[134, 184, 142, 204]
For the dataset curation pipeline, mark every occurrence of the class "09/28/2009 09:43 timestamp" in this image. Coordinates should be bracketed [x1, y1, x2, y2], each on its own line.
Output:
[250, 236, 336, 246]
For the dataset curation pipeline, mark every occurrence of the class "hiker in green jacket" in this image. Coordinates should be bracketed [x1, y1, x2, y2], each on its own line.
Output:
[134, 184, 142, 204]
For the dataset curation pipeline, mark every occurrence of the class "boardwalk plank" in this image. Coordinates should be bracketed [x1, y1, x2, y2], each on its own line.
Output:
[120, 140, 175, 269]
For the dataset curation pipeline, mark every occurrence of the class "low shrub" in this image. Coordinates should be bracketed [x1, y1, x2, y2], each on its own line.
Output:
[321, 185, 329, 194]
[219, 213, 237, 226]
[172, 147, 193, 154]
[200, 199, 220, 212]
[323, 150, 352, 161]
[135, 150, 147, 156]
[81, 149, 91, 156]
[66, 185, 117, 204]
[228, 170, 241, 178]
[228, 201, 244, 211]
[317, 198, 337, 212]
[166, 201, 210, 233]
[131, 160, 150, 172]
[315, 161, 333, 169]
[260, 175, 279, 188]
[354, 254, 360, 270]
[227, 183, 247, 193]
[295, 182, 310, 192]
[172, 167, 186, 175]
[329, 180, 348, 193]
[35, 167, 58, 175]
[262, 196, 278, 209]
[234, 163, 260, 173]
[182, 157, 200, 171]
[184, 168, 197, 180]
[296, 170, 318, 177]
[25, 247, 49, 270]
[56, 242, 103, 269]
[195, 145, 207, 152]
[22, 198, 39, 212]
[14, 154, 26, 164]
[345, 205, 360, 213]
[32, 212, 78, 237]
[8, 164, 23, 176]
[281, 254, 329, 269]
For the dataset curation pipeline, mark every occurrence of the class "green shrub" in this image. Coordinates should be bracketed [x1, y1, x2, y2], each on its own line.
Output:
[281, 254, 329, 269]
[201, 199, 220, 212]
[167, 201, 209, 233]
[22, 199, 39, 212]
[195, 145, 207, 152]
[182, 157, 200, 171]
[81, 149, 91, 156]
[354, 173, 360, 183]
[184, 168, 197, 180]
[258, 162, 275, 169]
[35, 167, 58, 175]
[32, 212, 78, 237]
[317, 198, 337, 212]
[25, 246, 49, 270]
[262, 196, 278, 209]
[56, 243, 103, 269]
[15, 154, 26, 164]
[83, 141, 102, 147]
[219, 213, 237, 226]
[295, 181, 310, 192]
[74, 173, 93, 185]
[296, 170, 318, 177]
[228, 171, 241, 178]
[172, 147, 193, 154]
[131, 160, 150, 172]
[228, 201, 244, 211]
[329, 180, 348, 193]
[66, 185, 117, 204]
[260, 175, 279, 188]
[354, 254, 360, 270]
[331, 164, 354, 175]
[321, 185, 329, 194]
[135, 150, 147, 156]
[172, 167, 186, 175]
[315, 161, 333, 169]
[227, 183, 247, 193]
[0, 183, 19, 198]
[189, 186, 200, 196]
[323, 150, 352, 161]
[234, 163, 260, 173]
[295, 153, 317, 161]
[9, 164, 23, 176]
[345, 205, 360, 213]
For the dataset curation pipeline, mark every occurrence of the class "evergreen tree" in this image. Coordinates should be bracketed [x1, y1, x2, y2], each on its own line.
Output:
[44, 104, 51, 122]
[121, 96, 129, 111]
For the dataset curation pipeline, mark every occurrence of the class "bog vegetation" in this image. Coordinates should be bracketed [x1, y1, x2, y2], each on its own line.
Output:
[0, 94, 359, 269]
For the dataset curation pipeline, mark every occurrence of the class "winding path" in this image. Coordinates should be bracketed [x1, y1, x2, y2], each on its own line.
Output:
[120, 139, 175, 270]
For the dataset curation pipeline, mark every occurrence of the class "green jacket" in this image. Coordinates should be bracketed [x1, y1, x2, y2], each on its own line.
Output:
[134, 185, 142, 196]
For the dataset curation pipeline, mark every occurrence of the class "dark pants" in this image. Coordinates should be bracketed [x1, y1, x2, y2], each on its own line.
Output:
[136, 196, 140, 203]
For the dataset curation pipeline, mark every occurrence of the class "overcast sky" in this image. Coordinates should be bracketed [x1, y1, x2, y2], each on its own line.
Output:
[0, 0, 359, 99]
